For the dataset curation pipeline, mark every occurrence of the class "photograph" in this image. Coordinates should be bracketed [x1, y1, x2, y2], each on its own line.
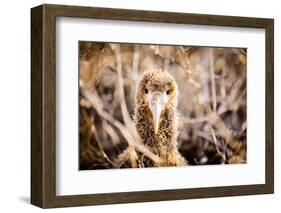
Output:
[79, 42, 247, 170]
[29, 4, 274, 208]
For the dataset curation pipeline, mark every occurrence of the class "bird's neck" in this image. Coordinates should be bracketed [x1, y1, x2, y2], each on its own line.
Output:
[135, 105, 178, 155]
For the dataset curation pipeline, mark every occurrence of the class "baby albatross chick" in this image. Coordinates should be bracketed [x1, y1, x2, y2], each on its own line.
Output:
[134, 70, 187, 167]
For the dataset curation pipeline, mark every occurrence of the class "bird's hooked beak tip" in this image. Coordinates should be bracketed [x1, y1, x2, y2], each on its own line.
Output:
[154, 120, 159, 134]
[149, 92, 165, 135]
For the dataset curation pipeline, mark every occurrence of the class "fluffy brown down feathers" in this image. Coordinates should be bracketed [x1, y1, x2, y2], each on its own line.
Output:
[134, 70, 187, 167]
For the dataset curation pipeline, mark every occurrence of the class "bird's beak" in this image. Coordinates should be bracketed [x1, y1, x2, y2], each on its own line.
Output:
[149, 92, 165, 134]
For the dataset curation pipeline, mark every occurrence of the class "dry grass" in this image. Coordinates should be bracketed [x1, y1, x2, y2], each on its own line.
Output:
[79, 42, 247, 169]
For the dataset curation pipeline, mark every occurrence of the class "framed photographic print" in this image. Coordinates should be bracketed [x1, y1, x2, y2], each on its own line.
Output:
[31, 4, 274, 208]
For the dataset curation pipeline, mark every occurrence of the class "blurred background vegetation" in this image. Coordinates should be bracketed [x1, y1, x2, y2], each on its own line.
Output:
[79, 42, 247, 170]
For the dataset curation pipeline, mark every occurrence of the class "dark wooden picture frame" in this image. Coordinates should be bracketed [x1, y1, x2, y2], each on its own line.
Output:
[31, 4, 274, 208]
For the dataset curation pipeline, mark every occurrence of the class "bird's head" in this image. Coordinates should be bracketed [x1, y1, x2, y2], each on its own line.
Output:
[136, 70, 178, 134]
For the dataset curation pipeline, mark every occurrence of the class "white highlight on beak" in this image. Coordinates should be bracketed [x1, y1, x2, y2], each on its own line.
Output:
[148, 91, 167, 134]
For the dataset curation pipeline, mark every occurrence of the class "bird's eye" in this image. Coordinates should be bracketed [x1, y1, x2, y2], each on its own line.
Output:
[144, 88, 148, 94]
[166, 90, 170, 95]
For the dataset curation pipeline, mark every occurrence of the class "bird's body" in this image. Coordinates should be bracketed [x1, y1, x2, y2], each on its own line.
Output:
[134, 70, 187, 167]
